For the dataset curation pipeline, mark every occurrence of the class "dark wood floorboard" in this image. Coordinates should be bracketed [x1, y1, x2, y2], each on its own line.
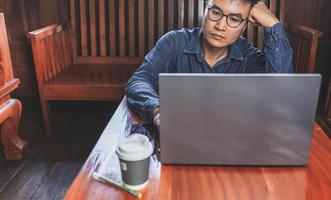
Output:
[0, 99, 119, 200]
[0, 99, 45, 194]
[0, 144, 43, 191]
[0, 142, 67, 200]
[30, 130, 99, 199]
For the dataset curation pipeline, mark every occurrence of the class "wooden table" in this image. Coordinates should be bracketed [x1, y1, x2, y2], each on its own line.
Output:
[64, 99, 331, 200]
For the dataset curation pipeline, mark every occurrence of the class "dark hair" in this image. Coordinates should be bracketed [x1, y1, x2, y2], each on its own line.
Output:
[247, 0, 259, 5]
[205, 0, 259, 6]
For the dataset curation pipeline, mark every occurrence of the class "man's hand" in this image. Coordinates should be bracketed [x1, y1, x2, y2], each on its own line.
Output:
[152, 107, 160, 131]
[248, 1, 280, 27]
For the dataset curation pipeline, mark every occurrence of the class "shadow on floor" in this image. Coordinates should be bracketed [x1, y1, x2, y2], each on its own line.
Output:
[0, 98, 120, 200]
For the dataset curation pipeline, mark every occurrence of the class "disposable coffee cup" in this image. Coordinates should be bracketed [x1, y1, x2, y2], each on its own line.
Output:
[116, 134, 153, 190]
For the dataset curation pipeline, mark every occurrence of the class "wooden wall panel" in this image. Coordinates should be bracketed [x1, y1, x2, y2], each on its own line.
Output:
[285, 0, 330, 39]
[0, 0, 69, 97]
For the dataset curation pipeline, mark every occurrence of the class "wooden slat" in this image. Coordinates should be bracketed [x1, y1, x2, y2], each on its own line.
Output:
[257, 27, 264, 49]
[30, 39, 47, 92]
[39, 40, 50, 82]
[57, 33, 65, 72]
[99, 0, 106, 56]
[47, 37, 56, 80]
[198, 0, 204, 26]
[53, 34, 61, 76]
[270, 0, 277, 15]
[178, 0, 184, 29]
[303, 41, 309, 72]
[118, 0, 125, 56]
[90, 0, 97, 56]
[168, 0, 174, 30]
[109, 0, 116, 56]
[43, 38, 51, 81]
[298, 40, 303, 72]
[158, 0, 164, 37]
[65, 29, 73, 66]
[128, 0, 135, 57]
[70, 0, 77, 62]
[61, 31, 69, 68]
[148, 0, 155, 50]
[188, 0, 194, 28]
[138, 0, 145, 56]
[295, 37, 301, 72]
[279, 0, 285, 23]
[64, 29, 72, 68]
[79, 0, 88, 56]
[247, 23, 254, 44]
[53, 34, 61, 75]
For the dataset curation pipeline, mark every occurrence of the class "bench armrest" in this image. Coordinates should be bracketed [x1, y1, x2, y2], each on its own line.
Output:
[286, 24, 322, 40]
[285, 24, 322, 73]
[28, 24, 66, 41]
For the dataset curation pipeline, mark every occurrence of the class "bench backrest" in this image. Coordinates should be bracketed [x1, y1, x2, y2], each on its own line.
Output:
[71, 0, 204, 64]
[70, 0, 284, 63]
[29, 25, 73, 82]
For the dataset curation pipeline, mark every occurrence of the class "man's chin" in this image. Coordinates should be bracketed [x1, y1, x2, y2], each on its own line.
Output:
[208, 42, 229, 49]
[203, 37, 230, 50]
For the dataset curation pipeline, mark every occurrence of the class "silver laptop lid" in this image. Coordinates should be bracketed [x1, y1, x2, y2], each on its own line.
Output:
[159, 74, 321, 166]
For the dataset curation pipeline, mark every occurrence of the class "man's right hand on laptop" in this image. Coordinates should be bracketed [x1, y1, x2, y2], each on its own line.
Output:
[153, 107, 160, 131]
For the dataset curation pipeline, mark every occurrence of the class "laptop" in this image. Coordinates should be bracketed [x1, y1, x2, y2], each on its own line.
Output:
[159, 74, 321, 166]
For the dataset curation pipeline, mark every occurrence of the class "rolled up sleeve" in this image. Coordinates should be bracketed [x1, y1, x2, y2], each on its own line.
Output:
[126, 32, 176, 122]
[263, 23, 293, 73]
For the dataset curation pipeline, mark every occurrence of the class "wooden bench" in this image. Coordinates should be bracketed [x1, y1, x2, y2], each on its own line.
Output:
[0, 13, 28, 160]
[28, 0, 322, 136]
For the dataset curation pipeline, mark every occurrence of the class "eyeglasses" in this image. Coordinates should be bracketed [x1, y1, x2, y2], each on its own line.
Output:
[207, 5, 247, 28]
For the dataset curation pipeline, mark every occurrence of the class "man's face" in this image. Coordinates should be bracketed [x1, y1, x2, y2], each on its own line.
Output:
[202, 0, 251, 49]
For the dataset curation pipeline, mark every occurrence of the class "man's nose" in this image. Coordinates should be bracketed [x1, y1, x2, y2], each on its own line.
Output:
[215, 16, 227, 31]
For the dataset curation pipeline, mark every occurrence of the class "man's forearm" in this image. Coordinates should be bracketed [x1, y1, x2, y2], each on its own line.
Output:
[126, 75, 160, 122]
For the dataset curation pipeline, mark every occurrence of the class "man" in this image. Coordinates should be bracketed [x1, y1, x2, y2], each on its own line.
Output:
[126, 0, 293, 129]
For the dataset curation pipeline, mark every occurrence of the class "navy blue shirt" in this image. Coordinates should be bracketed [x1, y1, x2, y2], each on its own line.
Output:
[126, 23, 293, 122]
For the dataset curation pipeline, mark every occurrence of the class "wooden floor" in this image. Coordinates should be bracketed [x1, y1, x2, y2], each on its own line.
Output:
[0, 98, 119, 200]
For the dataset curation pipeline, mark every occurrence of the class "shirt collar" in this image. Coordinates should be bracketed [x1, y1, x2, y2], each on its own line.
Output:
[183, 29, 203, 54]
[183, 29, 244, 61]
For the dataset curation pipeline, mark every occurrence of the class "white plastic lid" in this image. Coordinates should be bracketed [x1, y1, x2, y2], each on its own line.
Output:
[116, 134, 153, 161]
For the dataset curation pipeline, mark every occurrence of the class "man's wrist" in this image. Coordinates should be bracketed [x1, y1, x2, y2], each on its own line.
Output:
[152, 107, 160, 128]
[264, 18, 280, 28]
[264, 23, 286, 40]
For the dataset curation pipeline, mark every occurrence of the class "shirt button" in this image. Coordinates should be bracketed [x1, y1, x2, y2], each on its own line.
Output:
[276, 48, 279, 51]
